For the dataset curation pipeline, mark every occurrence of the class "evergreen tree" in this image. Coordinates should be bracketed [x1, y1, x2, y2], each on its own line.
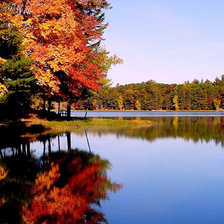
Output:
[0, 4, 35, 117]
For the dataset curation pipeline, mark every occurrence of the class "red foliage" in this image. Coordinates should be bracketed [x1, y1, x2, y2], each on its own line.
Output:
[4, 0, 110, 98]
[22, 154, 116, 224]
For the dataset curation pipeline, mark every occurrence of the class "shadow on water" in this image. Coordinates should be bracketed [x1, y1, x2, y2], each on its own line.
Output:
[0, 133, 122, 224]
[0, 120, 45, 150]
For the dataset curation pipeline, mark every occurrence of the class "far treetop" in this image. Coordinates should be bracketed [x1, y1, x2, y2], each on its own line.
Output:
[73, 76, 224, 111]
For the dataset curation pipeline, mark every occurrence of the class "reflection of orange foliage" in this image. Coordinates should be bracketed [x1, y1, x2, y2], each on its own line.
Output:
[22, 156, 115, 223]
[22, 186, 87, 224]
[67, 158, 107, 202]
[0, 166, 8, 209]
[221, 118, 224, 132]
[0, 166, 8, 181]
[22, 162, 87, 223]
[34, 163, 60, 192]
[0, 198, 6, 208]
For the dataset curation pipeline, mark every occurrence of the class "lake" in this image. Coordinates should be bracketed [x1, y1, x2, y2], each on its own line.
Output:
[71, 111, 224, 117]
[1, 115, 224, 223]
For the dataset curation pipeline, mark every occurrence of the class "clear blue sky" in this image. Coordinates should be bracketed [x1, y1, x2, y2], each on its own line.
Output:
[103, 0, 224, 85]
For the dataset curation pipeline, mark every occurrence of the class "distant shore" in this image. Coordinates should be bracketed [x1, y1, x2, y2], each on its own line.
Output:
[71, 109, 223, 112]
[68, 110, 224, 118]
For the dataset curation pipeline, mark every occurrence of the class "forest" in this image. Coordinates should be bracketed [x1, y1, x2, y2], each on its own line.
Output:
[78, 77, 224, 111]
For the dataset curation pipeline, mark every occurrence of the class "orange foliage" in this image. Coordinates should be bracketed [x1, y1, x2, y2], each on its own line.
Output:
[8, 0, 110, 98]
[22, 155, 113, 224]
[0, 166, 8, 208]
[0, 166, 8, 181]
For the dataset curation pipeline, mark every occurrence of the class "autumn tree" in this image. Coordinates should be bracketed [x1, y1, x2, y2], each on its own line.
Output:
[117, 95, 124, 110]
[4, 0, 121, 119]
[173, 95, 179, 110]
[213, 98, 220, 110]
[92, 99, 98, 110]
[135, 99, 141, 110]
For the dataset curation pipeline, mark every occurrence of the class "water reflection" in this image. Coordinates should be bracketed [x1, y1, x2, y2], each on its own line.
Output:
[1, 117, 224, 223]
[74, 117, 224, 147]
[0, 137, 122, 224]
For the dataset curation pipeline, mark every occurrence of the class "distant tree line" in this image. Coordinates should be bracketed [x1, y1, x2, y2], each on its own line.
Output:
[77, 77, 224, 111]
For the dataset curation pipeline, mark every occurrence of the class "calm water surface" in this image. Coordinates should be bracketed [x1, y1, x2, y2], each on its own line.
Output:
[71, 111, 224, 117]
[1, 116, 224, 223]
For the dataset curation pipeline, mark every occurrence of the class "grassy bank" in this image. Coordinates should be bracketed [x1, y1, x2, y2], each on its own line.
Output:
[0, 115, 151, 143]
[24, 117, 151, 132]
[0, 117, 151, 146]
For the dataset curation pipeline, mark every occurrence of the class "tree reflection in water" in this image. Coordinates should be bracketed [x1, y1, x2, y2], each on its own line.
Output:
[1, 117, 224, 223]
[0, 136, 122, 224]
[74, 117, 224, 147]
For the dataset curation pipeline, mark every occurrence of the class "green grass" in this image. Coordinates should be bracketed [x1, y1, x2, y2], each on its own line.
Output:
[0, 118, 152, 140]
[28, 118, 151, 131]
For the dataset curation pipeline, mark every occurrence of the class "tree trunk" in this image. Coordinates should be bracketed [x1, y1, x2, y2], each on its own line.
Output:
[17, 144, 21, 155]
[67, 133, 71, 151]
[58, 135, 61, 151]
[27, 142, 31, 157]
[22, 144, 26, 154]
[43, 140, 46, 156]
[21, 0, 28, 15]
[0, 149, 3, 159]
[48, 139, 51, 154]
[85, 130, 91, 153]
[84, 111, 88, 119]
[48, 100, 52, 112]
[43, 95, 46, 111]
[58, 101, 60, 114]
[67, 102, 71, 120]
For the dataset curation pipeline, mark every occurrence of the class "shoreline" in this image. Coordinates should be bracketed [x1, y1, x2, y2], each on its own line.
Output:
[70, 109, 224, 112]
[0, 110, 223, 138]
[0, 117, 152, 140]
[23, 117, 152, 131]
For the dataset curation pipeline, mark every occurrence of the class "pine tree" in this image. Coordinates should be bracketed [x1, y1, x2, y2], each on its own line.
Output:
[0, 4, 35, 117]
